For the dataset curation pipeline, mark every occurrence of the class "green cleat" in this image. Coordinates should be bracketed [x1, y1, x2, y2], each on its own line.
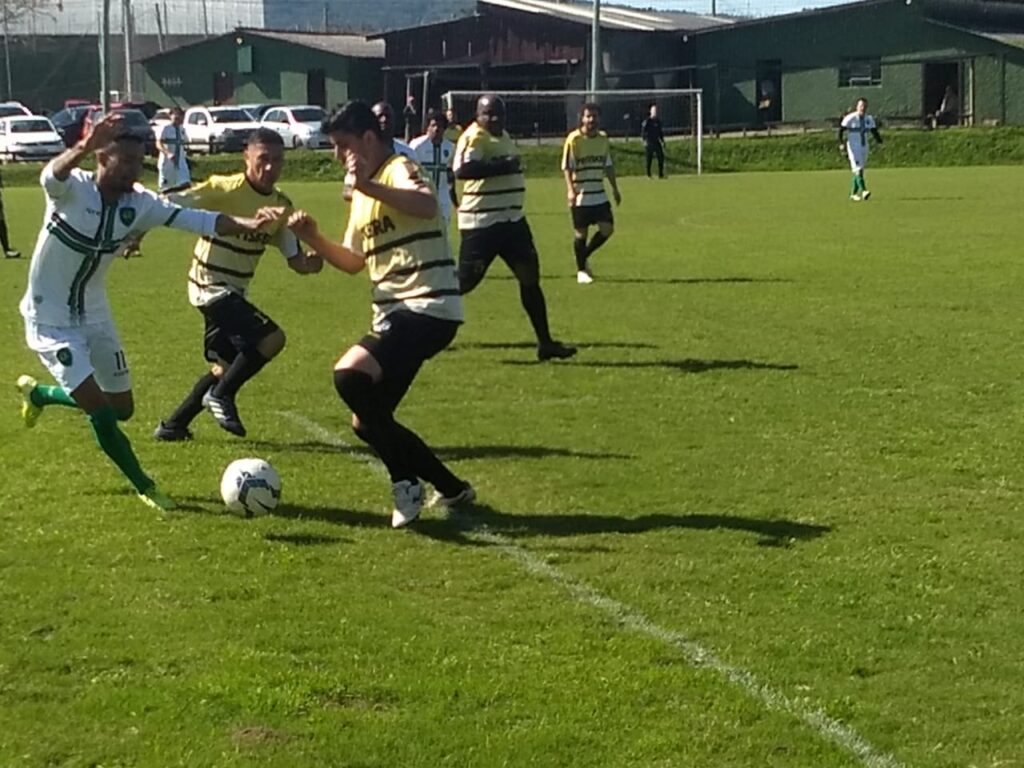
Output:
[15, 374, 42, 428]
[138, 485, 178, 512]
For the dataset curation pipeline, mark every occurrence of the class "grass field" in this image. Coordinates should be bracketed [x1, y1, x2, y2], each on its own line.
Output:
[2, 165, 1023, 767]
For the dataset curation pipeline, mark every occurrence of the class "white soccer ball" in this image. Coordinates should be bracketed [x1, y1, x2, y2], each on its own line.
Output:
[220, 458, 281, 517]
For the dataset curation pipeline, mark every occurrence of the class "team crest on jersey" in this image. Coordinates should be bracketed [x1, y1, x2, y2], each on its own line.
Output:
[56, 347, 73, 366]
[119, 207, 137, 227]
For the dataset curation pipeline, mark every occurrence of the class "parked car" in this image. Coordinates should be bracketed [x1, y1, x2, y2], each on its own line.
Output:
[50, 105, 91, 146]
[0, 101, 33, 119]
[183, 106, 261, 153]
[238, 103, 277, 121]
[150, 107, 176, 134]
[85, 107, 157, 154]
[260, 105, 330, 149]
[0, 115, 66, 162]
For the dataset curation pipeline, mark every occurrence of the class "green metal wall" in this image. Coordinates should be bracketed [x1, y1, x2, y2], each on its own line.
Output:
[143, 35, 382, 108]
[694, 0, 1024, 128]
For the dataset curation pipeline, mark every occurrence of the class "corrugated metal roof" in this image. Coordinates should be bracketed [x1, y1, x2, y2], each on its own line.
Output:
[243, 30, 384, 58]
[479, 0, 732, 32]
[984, 32, 1024, 47]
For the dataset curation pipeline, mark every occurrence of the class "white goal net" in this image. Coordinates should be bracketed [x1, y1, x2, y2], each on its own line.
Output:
[442, 89, 703, 174]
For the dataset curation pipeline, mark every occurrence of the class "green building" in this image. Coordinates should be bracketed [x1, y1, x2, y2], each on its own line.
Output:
[691, 0, 1024, 129]
[141, 29, 384, 109]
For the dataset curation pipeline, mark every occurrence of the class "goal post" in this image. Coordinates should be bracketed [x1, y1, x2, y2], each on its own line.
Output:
[442, 88, 704, 175]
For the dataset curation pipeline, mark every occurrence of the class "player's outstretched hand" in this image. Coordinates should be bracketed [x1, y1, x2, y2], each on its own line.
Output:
[83, 113, 125, 151]
[287, 210, 320, 243]
[254, 206, 287, 228]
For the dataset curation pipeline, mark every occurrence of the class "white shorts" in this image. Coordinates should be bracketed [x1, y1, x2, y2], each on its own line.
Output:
[24, 318, 132, 394]
[847, 145, 869, 173]
[158, 157, 191, 193]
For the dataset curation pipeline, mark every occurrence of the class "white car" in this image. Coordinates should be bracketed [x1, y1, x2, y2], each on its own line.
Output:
[0, 116, 66, 162]
[260, 105, 330, 149]
[183, 106, 261, 153]
[0, 101, 32, 119]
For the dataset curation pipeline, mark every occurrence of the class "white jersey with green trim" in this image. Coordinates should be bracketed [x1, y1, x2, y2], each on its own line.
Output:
[19, 163, 220, 327]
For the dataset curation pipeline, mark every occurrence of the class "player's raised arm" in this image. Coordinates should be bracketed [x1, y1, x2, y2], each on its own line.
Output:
[49, 113, 125, 182]
[288, 210, 364, 274]
[349, 151, 438, 220]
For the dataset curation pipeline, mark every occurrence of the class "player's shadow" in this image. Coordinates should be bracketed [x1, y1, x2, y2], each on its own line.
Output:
[500, 358, 799, 373]
[271, 502, 830, 549]
[263, 531, 350, 546]
[486, 275, 790, 285]
[247, 438, 631, 462]
[450, 340, 659, 351]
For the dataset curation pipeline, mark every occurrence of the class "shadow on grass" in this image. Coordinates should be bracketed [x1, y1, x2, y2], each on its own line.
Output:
[271, 501, 830, 549]
[500, 358, 799, 373]
[247, 439, 632, 461]
[485, 274, 791, 285]
[263, 531, 350, 546]
[450, 340, 659, 351]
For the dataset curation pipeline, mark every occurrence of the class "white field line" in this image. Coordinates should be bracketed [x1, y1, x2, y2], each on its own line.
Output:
[278, 410, 905, 768]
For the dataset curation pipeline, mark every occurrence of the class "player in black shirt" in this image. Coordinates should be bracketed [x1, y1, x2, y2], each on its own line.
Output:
[640, 103, 666, 179]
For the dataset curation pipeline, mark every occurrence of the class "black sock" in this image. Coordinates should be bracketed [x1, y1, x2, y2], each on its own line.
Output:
[0, 219, 11, 252]
[165, 371, 219, 428]
[334, 369, 414, 483]
[519, 283, 552, 345]
[573, 236, 588, 271]
[392, 422, 464, 497]
[212, 349, 269, 400]
[586, 232, 609, 258]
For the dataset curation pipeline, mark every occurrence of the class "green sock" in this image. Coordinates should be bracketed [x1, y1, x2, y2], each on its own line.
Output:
[31, 384, 77, 408]
[851, 175, 860, 195]
[88, 405, 153, 493]
[860, 174, 868, 192]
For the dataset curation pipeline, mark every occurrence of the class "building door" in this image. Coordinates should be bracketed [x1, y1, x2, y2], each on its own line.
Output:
[213, 71, 233, 105]
[755, 60, 782, 125]
[307, 69, 326, 107]
[923, 61, 961, 125]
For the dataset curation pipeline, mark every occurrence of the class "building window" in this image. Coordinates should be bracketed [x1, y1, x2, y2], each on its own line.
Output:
[839, 57, 881, 88]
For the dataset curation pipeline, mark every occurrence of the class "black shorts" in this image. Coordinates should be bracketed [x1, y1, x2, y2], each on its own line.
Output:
[357, 310, 460, 410]
[571, 202, 613, 230]
[458, 218, 540, 286]
[200, 293, 280, 364]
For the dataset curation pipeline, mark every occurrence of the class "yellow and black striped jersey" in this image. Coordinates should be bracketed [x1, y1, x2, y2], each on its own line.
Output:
[562, 129, 613, 207]
[453, 122, 525, 230]
[171, 173, 298, 307]
[343, 153, 463, 330]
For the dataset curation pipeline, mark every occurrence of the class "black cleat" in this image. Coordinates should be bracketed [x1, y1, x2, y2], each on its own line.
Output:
[202, 390, 247, 437]
[153, 420, 194, 442]
[537, 341, 578, 361]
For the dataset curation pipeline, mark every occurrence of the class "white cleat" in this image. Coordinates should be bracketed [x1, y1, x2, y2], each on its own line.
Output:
[428, 483, 476, 510]
[850, 194, 862, 202]
[861, 190, 872, 200]
[576, 270, 594, 284]
[391, 479, 424, 528]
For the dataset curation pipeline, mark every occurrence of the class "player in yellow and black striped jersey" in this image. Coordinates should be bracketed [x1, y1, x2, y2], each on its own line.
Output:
[562, 103, 621, 285]
[287, 101, 473, 529]
[453, 94, 576, 361]
[154, 128, 323, 442]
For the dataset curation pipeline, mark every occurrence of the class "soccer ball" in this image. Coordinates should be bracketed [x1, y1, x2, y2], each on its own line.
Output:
[220, 458, 281, 517]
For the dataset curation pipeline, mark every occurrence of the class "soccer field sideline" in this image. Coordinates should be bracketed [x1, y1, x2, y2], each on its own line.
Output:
[281, 408, 906, 768]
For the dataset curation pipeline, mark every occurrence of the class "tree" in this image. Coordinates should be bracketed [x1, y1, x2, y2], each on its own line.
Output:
[1, 0, 62, 27]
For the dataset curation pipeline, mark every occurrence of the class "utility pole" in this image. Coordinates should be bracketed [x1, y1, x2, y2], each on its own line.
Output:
[2, 0, 12, 102]
[590, 0, 601, 96]
[201, 0, 209, 37]
[122, 0, 134, 100]
[100, 0, 111, 110]
[154, 2, 164, 52]
[711, 0, 717, 14]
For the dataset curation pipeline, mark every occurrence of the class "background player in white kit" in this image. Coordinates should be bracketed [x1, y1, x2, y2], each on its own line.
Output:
[410, 109, 458, 225]
[156, 107, 190, 193]
[838, 97, 883, 201]
[15, 114, 274, 512]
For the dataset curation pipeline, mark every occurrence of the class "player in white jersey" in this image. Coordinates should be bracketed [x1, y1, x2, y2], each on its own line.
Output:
[409, 109, 458, 224]
[156, 107, 190, 193]
[15, 114, 276, 512]
[839, 97, 883, 201]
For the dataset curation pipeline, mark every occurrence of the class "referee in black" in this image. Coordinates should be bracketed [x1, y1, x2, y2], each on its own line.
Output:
[640, 103, 666, 179]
